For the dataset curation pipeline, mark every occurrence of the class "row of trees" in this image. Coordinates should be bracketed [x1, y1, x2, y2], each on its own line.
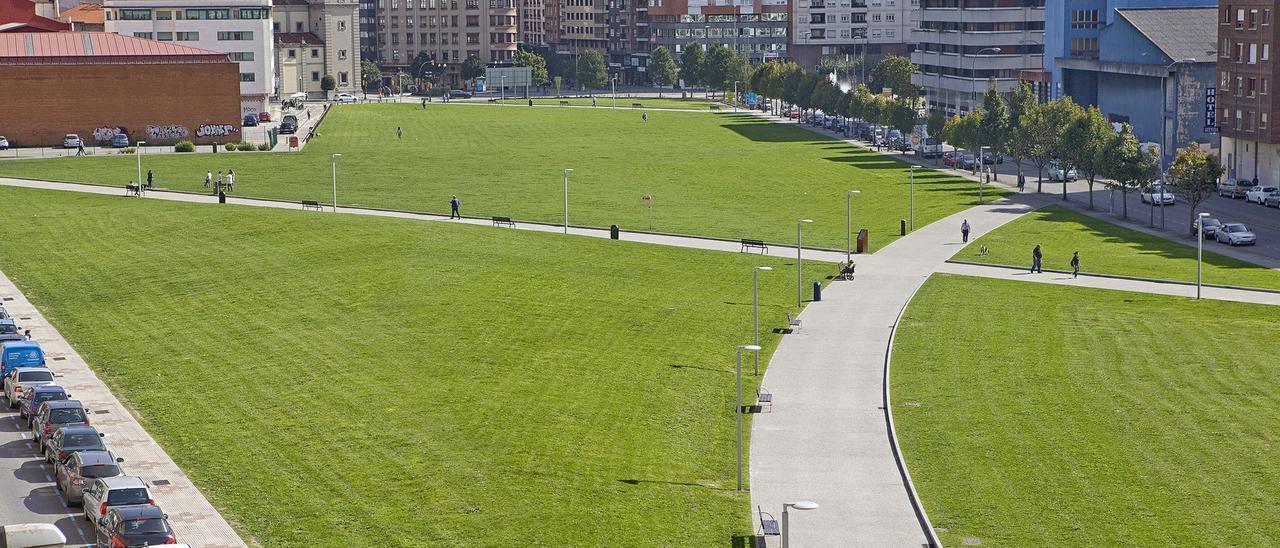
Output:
[746, 60, 918, 137]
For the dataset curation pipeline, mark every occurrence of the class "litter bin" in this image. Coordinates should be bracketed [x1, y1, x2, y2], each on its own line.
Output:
[610, 224, 620, 240]
[856, 229, 869, 254]
[900, 219, 907, 236]
[218, 190, 226, 204]
[812, 281, 822, 302]
[212, 143, 218, 153]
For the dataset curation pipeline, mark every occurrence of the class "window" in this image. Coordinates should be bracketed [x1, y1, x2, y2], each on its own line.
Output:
[176, 31, 199, 41]
[156, 10, 171, 20]
[154, 32, 172, 41]
[1237, 8, 1245, 29]
[1070, 9, 1099, 29]
[217, 31, 254, 40]
[1266, 44, 1272, 61]
[339, 20, 346, 31]
[230, 52, 254, 61]
[339, 49, 347, 60]
[238, 7, 269, 19]
[467, 0, 478, 8]
[1251, 43, 1258, 64]
[1235, 109, 1242, 130]
[1249, 8, 1258, 29]
[132, 32, 153, 39]
[288, 49, 297, 58]
[1263, 77, 1269, 95]
[1069, 37, 1099, 60]
[312, 71, 320, 81]
[187, 8, 231, 20]
[119, 8, 152, 20]
[1262, 112, 1269, 130]
[240, 72, 256, 82]
[466, 15, 478, 26]
[340, 72, 349, 85]
[1265, 9, 1272, 26]
[273, 22, 280, 31]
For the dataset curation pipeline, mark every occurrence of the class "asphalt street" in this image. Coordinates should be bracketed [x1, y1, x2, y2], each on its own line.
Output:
[0, 410, 95, 546]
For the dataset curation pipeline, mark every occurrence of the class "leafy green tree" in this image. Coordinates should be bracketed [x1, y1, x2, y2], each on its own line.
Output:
[513, 49, 549, 84]
[577, 49, 608, 89]
[649, 46, 677, 93]
[850, 85, 874, 121]
[887, 98, 917, 135]
[725, 53, 751, 102]
[1101, 124, 1160, 219]
[702, 45, 735, 97]
[321, 74, 336, 97]
[868, 55, 918, 99]
[680, 43, 705, 89]
[360, 60, 381, 97]
[1006, 82, 1038, 185]
[976, 78, 1009, 180]
[461, 55, 487, 86]
[1166, 144, 1226, 236]
[1061, 105, 1111, 209]
[1021, 97, 1083, 193]
[926, 110, 946, 138]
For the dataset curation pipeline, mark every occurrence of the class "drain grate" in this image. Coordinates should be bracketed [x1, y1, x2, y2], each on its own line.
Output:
[151, 479, 171, 486]
[18, 317, 30, 320]
[94, 409, 109, 414]
[52, 357, 66, 361]
[2, 297, 12, 301]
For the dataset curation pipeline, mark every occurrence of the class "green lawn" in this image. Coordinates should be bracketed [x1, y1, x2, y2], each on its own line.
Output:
[492, 97, 723, 110]
[0, 103, 1000, 252]
[892, 274, 1280, 546]
[0, 185, 831, 546]
[958, 205, 1280, 290]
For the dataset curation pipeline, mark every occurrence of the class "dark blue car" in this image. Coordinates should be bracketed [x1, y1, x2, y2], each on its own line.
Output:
[22, 384, 69, 423]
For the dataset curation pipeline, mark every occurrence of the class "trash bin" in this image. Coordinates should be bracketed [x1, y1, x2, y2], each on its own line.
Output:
[610, 224, 620, 240]
[812, 281, 822, 302]
[212, 143, 218, 153]
[218, 190, 226, 204]
[856, 229, 869, 254]
[900, 219, 907, 236]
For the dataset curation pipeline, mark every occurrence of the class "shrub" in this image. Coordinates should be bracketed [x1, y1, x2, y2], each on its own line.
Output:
[118, 147, 136, 154]
[174, 141, 195, 153]
[224, 143, 236, 152]
[257, 143, 272, 151]
[236, 142, 256, 151]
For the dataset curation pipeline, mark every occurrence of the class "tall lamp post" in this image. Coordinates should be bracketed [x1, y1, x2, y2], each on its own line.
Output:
[1159, 58, 1198, 228]
[135, 141, 146, 190]
[978, 145, 990, 203]
[908, 166, 916, 230]
[1196, 212, 1209, 299]
[970, 47, 1001, 114]
[796, 219, 813, 307]
[733, 81, 741, 113]
[500, 74, 507, 103]
[562, 168, 574, 233]
[781, 500, 819, 548]
[752, 266, 772, 375]
[735, 344, 761, 492]
[845, 190, 861, 261]
[331, 153, 342, 211]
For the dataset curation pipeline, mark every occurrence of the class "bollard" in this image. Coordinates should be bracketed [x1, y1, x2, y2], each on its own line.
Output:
[900, 219, 907, 236]
[812, 281, 822, 302]
[610, 224, 620, 240]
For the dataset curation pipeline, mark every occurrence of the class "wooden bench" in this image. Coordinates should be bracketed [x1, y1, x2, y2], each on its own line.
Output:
[756, 386, 773, 412]
[125, 184, 143, 197]
[836, 261, 857, 281]
[492, 216, 516, 228]
[559, 100, 570, 106]
[632, 102, 643, 108]
[709, 104, 721, 110]
[758, 506, 780, 537]
[786, 311, 801, 333]
[301, 200, 324, 211]
[740, 239, 768, 254]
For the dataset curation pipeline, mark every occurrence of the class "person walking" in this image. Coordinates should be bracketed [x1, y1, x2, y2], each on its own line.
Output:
[1071, 251, 1080, 278]
[961, 219, 971, 243]
[422, 98, 428, 109]
[146, 169, 154, 190]
[450, 195, 461, 219]
[215, 170, 223, 193]
[397, 126, 403, 140]
[1017, 173, 1026, 193]
[76, 142, 86, 156]
[1031, 244, 1043, 274]
[642, 112, 648, 123]
[226, 169, 235, 192]
[205, 170, 212, 189]
[591, 96, 598, 107]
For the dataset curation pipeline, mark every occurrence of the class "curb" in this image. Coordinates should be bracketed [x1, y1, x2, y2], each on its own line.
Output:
[944, 259, 1280, 295]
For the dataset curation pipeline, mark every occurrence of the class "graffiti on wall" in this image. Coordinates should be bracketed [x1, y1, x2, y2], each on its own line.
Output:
[196, 124, 239, 138]
[146, 125, 190, 141]
[92, 127, 127, 142]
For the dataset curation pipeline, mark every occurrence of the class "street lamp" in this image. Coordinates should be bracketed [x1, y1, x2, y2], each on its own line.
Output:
[978, 145, 990, 203]
[735, 343, 762, 492]
[562, 168, 574, 233]
[1159, 58, 1198, 228]
[908, 166, 916, 230]
[331, 153, 342, 211]
[752, 266, 772, 375]
[796, 219, 813, 308]
[1197, 212, 1209, 299]
[135, 141, 146, 192]
[733, 80, 741, 113]
[781, 500, 819, 548]
[970, 47, 1001, 114]
[611, 75, 617, 109]
[501, 74, 507, 103]
[845, 190, 861, 261]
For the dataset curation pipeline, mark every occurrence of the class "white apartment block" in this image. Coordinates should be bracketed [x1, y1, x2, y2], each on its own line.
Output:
[105, 0, 275, 115]
[273, 0, 362, 96]
[790, 0, 916, 72]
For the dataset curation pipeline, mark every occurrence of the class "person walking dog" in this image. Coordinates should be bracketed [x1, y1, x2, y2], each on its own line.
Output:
[1031, 244, 1043, 274]
[961, 219, 971, 243]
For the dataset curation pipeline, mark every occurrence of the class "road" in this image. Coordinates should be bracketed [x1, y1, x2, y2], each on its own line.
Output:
[0, 412, 95, 546]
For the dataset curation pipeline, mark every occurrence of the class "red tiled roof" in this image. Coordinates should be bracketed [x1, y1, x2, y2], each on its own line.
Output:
[60, 3, 104, 25]
[274, 32, 323, 45]
[0, 32, 233, 64]
[0, 0, 71, 32]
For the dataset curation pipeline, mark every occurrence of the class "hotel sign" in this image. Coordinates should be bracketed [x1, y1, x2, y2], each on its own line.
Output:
[1205, 87, 1218, 133]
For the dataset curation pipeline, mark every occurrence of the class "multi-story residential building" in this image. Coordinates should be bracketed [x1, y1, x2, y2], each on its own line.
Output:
[104, 0, 274, 115]
[359, 0, 378, 62]
[273, 0, 361, 97]
[520, 0, 543, 45]
[910, 0, 1045, 116]
[649, 0, 789, 69]
[375, 0, 518, 86]
[789, 0, 915, 74]
[1218, 1, 1280, 185]
[1044, 0, 1215, 102]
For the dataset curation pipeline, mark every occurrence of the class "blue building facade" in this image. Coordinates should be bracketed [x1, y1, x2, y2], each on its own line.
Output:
[1045, 0, 1216, 100]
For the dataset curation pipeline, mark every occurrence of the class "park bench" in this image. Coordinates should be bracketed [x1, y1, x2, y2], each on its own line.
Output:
[560, 100, 570, 106]
[632, 102, 643, 108]
[740, 239, 768, 254]
[786, 311, 801, 333]
[758, 506, 780, 537]
[301, 200, 324, 211]
[492, 216, 516, 228]
[836, 261, 857, 281]
[124, 184, 143, 197]
[756, 386, 773, 412]
[710, 104, 721, 110]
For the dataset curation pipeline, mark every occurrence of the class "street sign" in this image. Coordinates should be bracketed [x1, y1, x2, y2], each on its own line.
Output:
[1205, 87, 1218, 133]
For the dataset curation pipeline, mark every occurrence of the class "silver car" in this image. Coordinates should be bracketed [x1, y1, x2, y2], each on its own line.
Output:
[55, 450, 125, 505]
[3, 367, 55, 408]
[1215, 223, 1257, 245]
[81, 476, 152, 525]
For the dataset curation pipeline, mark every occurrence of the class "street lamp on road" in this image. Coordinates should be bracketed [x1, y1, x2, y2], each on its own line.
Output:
[970, 47, 1002, 114]
[331, 153, 342, 211]
[752, 266, 772, 375]
[796, 219, 813, 308]
[909, 165, 916, 230]
[733, 80, 741, 113]
[978, 145, 990, 203]
[735, 343, 761, 492]
[1197, 212, 1209, 299]
[611, 75, 617, 109]
[781, 500, 819, 548]
[845, 190, 861, 261]
[562, 168, 574, 233]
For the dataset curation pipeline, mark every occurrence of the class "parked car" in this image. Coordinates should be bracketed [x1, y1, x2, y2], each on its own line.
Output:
[0, 318, 22, 342]
[82, 476, 153, 525]
[1245, 185, 1279, 204]
[111, 134, 130, 148]
[1140, 183, 1176, 205]
[334, 92, 359, 103]
[56, 450, 125, 505]
[0, 523, 65, 548]
[63, 134, 81, 149]
[1048, 161, 1078, 181]
[957, 153, 977, 170]
[1218, 178, 1240, 197]
[1264, 189, 1280, 207]
[94, 505, 176, 547]
[942, 151, 959, 167]
[1, 340, 45, 379]
[784, 109, 799, 119]
[279, 115, 298, 135]
[0, 304, 10, 320]
[4, 367, 55, 408]
[258, 111, 272, 122]
[1220, 178, 1256, 198]
[19, 384, 68, 423]
[981, 152, 1004, 164]
[1196, 216, 1222, 238]
[0, 136, 9, 150]
[448, 89, 472, 99]
[242, 114, 259, 127]
[917, 137, 944, 158]
[44, 425, 106, 464]
[31, 399, 88, 445]
[1215, 223, 1257, 245]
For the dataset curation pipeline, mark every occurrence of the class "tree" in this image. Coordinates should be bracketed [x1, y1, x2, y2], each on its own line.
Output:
[680, 43, 705, 90]
[1061, 105, 1111, 209]
[1021, 97, 1082, 194]
[976, 78, 1009, 180]
[513, 49, 549, 84]
[361, 60, 381, 97]
[649, 46, 677, 94]
[1006, 82, 1038, 186]
[725, 53, 751, 102]
[461, 55, 487, 86]
[320, 74, 336, 98]
[703, 45, 735, 97]
[1101, 124, 1159, 219]
[577, 49, 608, 89]
[886, 98, 917, 135]
[1166, 144, 1225, 236]
[868, 55, 918, 99]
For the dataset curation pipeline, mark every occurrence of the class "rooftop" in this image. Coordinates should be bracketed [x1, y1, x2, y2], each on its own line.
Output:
[274, 32, 324, 45]
[60, 2, 104, 25]
[1116, 7, 1218, 63]
[0, 31, 232, 64]
[0, 0, 72, 32]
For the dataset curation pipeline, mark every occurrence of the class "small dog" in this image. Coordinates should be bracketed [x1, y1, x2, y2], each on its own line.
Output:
[979, 245, 990, 256]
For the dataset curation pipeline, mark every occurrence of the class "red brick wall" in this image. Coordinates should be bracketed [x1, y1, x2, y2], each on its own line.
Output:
[0, 62, 243, 147]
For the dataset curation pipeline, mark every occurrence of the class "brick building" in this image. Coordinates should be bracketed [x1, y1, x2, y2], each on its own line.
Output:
[0, 32, 242, 147]
[1218, 1, 1280, 185]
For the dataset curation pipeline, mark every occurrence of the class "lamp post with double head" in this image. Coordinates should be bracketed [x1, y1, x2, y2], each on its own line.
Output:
[796, 219, 813, 307]
[970, 47, 1001, 114]
[735, 343, 761, 491]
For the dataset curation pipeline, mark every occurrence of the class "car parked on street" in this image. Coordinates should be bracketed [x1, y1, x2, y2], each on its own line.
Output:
[111, 134, 130, 148]
[1245, 185, 1279, 204]
[335, 92, 359, 103]
[942, 151, 958, 167]
[0, 318, 22, 342]
[55, 450, 124, 505]
[279, 115, 298, 134]
[0, 136, 10, 150]
[1264, 189, 1280, 207]
[1048, 161, 1078, 181]
[63, 134, 81, 149]
[44, 425, 106, 464]
[4, 366, 55, 407]
[1215, 223, 1257, 245]
[1, 340, 45, 379]
[1140, 183, 1176, 205]
[1196, 216, 1222, 238]
[258, 111, 272, 122]
[1220, 178, 1256, 198]
[82, 476, 153, 526]
[448, 89, 472, 99]
[242, 114, 259, 127]
[19, 384, 68, 423]
[94, 505, 176, 547]
[957, 153, 977, 170]
[31, 399, 88, 445]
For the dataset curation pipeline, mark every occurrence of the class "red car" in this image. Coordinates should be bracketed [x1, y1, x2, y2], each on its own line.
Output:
[784, 109, 799, 119]
[942, 151, 958, 167]
[258, 111, 272, 122]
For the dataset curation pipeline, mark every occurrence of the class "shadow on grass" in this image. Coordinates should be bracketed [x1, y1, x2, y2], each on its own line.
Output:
[668, 363, 732, 374]
[618, 478, 735, 491]
[721, 122, 835, 143]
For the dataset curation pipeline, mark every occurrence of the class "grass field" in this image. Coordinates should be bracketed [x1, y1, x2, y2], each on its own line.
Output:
[0, 103, 1000, 252]
[0, 185, 832, 546]
[892, 274, 1280, 546]
[492, 97, 723, 110]
[957, 205, 1280, 290]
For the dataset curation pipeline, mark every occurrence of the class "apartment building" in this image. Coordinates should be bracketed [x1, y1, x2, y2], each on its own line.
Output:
[1218, 1, 1280, 185]
[649, 0, 789, 66]
[273, 0, 361, 97]
[910, 0, 1045, 116]
[789, 0, 916, 72]
[359, 0, 377, 61]
[520, 0, 543, 45]
[375, 0, 518, 86]
[104, 0, 273, 115]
